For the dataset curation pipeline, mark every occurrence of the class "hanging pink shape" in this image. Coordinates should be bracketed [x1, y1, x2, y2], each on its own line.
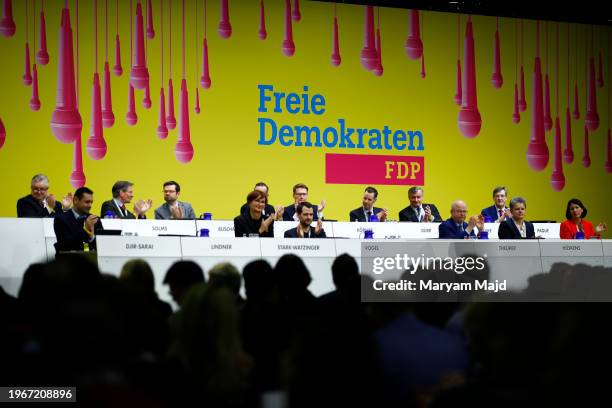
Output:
[572, 83, 580, 119]
[218, 0, 231, 39]
[125, 83, 138, 125]
[175, 78, 194, 163]
[527, 23, 548, 171]
[543, 75, 552, 131]
[166, 78, 176, 129]
[360, 6, 376, 70]
[258, 0, 267, 40]
[512, 83, 520, 123]
[420, 53, 426, 78]
[200, 38, 211, 88]
[331, 14, 340, 66]
[373, 27, 383, 76]
[292, 0, 301, 22]
[194, 87, 200, 114]
[0, 0, 16, 37]
[454, 59, 462, 105]
[550, 116, 565, 191]
[86, 73, 107, 160]
[37, 9, 49, 65]
[457, 16, 481, 138]
[23, 42, 32, 85]
[282, 0, 295, 57]
[113, 34, 123, 75]
[405, 10, 422, 60]
[518, 65, 527, 112]
[29, 64, 40, 111]
[563, 107, 573, 163]
[70, 135, 86, 189]
[581, 125, 591, 167]
[130, 1, 149, 90]
[50, 6, 82, 144]
[491, 28, 503, 88]
[0, 117, 6, 149]
[157, 87, 168, 139]
[605, 129, 612, 173]
[146, 0, 155, 39]
[142, 80, 152, 108]
[585, 55, 599, 131]
[102, 62, 115, 127]
[596, 50, 604, 88]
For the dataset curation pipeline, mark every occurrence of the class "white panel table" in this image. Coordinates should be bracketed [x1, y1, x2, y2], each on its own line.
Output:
[118, 219, 197, 237]
[539, 239, 605, 272]
[195, 220, 236, 237]
[181, 237, 262, 279]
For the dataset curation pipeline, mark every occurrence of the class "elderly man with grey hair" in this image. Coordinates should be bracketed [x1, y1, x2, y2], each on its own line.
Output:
[398, 186, 442, 222]
[17, 174, 73, 217]
[100, 180, 153, 219]
[438, 200, 485, 239]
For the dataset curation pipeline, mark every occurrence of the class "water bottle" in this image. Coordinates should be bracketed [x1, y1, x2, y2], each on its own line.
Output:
[369, 213, 379, 222]
[199, 228, 210, 237]
[364, 229, 374, 239]
[104, 210, 115, 219]
[575, 231, 585, 239]
[478, 231, 489, 239]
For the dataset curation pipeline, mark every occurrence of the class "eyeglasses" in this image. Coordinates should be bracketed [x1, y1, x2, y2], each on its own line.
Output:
[31, 187, 49, 192]
[294, 192, 308, 196]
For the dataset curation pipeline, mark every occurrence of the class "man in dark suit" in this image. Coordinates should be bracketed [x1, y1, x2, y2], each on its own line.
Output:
[284, 202, 327, 238]
[349, 186, 388, 222]
[17, 174, 73, 217]
[282, 183, 325, 221]
[438, 200, 485, 239]
[100, 180, 152, 219]
[498, 197, 536, 239]
[481, 186, 511, 223]
[54, 187, 104, 253]
[398, 186, 442, 222]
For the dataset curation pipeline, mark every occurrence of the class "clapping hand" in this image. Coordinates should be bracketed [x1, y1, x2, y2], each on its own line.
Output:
[61, 192, 73, 210]
[318, 199, 326, 213]
[596, 222, 608, 234]
[275, 206, 284, 221]
[475, 214, 485, 231]
[377, 208, 388, 222]
[46, 194, 57, 210]
[84, 214, 99, 233]
[134, 199, 153, 215]
[423, 205, 432, 222]
[314, 219, 323, 235]
[170, 204, 183, 219]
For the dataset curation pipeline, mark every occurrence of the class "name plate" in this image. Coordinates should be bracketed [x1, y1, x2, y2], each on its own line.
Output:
[361, 240, 476, 258]
[603, 241, 612, 257]
[473, 240, 542, 257]
[196, 220, 235, 237]
[260, 238, 336, 257]
[96, 236, 182, 257]
[539, 239, 604, 257]
[120, 219, 197, 236]
[273, 221, 334, 238]
[533, 223, 561, 239]
[101, 218, 123, 232]
[482, 223, 500, 238]
[181, 237, 261, 257]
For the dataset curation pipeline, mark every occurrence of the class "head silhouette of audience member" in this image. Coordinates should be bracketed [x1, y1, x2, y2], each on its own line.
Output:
[208, 262, 243, 303]
[243, 260, 276, 302]
[331, 253, 359, 292]
[163, 261, 205, 306]
[120, 259, 155, 294]
[275, 254, 312, 297]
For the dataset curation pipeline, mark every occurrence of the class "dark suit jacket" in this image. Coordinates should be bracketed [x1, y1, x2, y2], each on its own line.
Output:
[100, 199, 145, 219]
[399, 203, 442, 222]
[349, 207, 384, 222]
[438, 218, 476, 239]
[17, 194, 63, 218]
[481, 205, 507, 222]
[240, 203, 276, 218]
[282, 204, 319, 221]
[284, 227, 327, 238]
[498, 218, 535, 239]
[234, 213, 274, 237]
[53, 210, 104, 253]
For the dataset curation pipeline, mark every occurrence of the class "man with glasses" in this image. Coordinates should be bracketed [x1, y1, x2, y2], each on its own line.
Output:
[154, 181, 196, 220]
[282, 183, 326, 221]
[438, 200, 485, 239]
[17, 174, 72, 217]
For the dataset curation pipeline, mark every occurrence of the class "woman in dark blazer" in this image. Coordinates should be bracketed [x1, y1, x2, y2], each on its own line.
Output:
[234, 190, 281, 237]
[498, 197, 535, 239]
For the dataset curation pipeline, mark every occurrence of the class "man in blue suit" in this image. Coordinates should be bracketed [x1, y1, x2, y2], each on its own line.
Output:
[282, 183, 325, 221]
[349, 186, 388, 222]
[481, 186, 511, 223]
[439, 200, 485, 239]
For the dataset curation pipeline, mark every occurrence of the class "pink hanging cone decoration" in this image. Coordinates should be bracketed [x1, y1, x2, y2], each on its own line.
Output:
[175, 79, 194, 163]
[0, 0, 16, 37]
[167, 78, 176, 129]
[113, 34, 122, 75]
[585, 53, 599, 131]
[330, 7, 341, 67]
[527, 21, 549, 171]
[512, 83, 520, 123]
[0, 117, 6, 149]
[491, 20, 503, 88]
[543, 75, 552, 131]
[564, 106, 574, 163]
[70, 135, 86, 188]
[29, 64, 41, 110]
[37, 7, 49, 65]
[258, 0, 267, 40]
[142, 79, 151, 108]
[360, 6, 376, 70]
[519, 65, 527, 111]
[373, 14, 383, 77]
[597, 49, 603, 88]
[126, 83, 137, 125]
[201, 39, 211, 88]
[87, 74, 107, 160]
[550, 116, 565, 191]
[292, 0, 301, 22]
[194, 87, 200, 114]
[605, 129, 612, 173]
[146, 0, 154, 38]
[572, 83, 580, 119]
[581, 125, 591, 167]
[405, 10, 422, 60]
[23, 43, 32, 85]
[51, 5, 82, 144]
[130, 1, 149, 89]
[454, 60, 462, 105]
[218, 0, 231, 39]
[282, 0, 295, 57]
[420, 52, 426, 79]
[457, 16, 481, 138]
[102, 61, 115, 127]
[157, 87, 168, 138]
